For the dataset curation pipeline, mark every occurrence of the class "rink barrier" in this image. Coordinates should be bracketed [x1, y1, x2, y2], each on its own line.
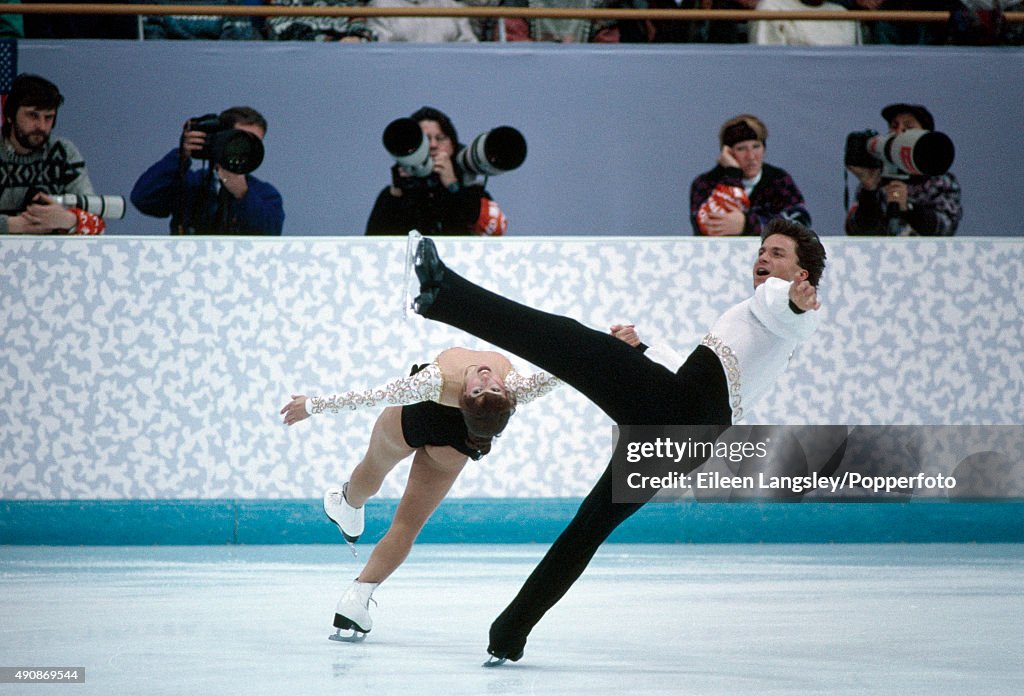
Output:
[2, 499, 1022, 545]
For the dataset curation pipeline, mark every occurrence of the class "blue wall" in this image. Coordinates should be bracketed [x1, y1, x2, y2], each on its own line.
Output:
[19, 41, 1024, 237]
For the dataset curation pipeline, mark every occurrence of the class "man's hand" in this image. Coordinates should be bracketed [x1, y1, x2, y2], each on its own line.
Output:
[433, 150, 457, 189]
[216, 165, 249, 200]
[881, 179, 909, 212]
[847, 164, 881, 191]
[17, 194, 77, 233]
[789, 280, 820, 312]
[610, 323, 641, 347]
[181, 125, 207, 158]
[280, 395, 310, 426]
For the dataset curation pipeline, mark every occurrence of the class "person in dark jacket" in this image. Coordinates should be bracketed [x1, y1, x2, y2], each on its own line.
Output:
[690, 113, 810, 236]
[131, 106, 284, 235]
[366, 106, 507, 237]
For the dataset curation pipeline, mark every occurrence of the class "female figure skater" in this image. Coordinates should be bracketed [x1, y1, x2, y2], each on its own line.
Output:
[408, 218, 827, 664]
[280, 347, 559, 640]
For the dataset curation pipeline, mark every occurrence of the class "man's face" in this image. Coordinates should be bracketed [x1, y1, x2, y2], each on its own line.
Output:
[419, 119, 455, 159]
[888, 113, 923, 135]
[9, 105, 57, 152]
[232, 122, 266, 141]
[752, 233, 809, 288]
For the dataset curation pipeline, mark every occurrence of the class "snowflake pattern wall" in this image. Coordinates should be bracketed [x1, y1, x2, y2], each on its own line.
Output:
[1, 237, 1021, 500]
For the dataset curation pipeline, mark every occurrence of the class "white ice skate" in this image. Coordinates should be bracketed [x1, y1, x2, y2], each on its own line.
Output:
[403, 229, 422, 317]
[328, 580, 378, 643]
[324, 483, 364, 556]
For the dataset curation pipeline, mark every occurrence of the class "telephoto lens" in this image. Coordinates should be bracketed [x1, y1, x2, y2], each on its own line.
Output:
[52, 194, 127, 219]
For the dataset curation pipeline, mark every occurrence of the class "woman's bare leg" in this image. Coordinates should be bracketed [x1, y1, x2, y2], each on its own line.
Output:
[358, 445, 467, 583]
[344, 406, 415, 508]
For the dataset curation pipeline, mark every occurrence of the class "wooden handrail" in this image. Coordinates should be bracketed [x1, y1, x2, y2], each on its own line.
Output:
[10, 5, 1024, 24]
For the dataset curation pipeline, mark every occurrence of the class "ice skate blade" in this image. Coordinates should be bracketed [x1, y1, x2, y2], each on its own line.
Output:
[403, 230, 423, 318]
[329, 628, 367, 643]
[482, 656, 509, 668]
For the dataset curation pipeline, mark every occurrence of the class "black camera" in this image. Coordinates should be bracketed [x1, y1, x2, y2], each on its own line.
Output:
[188, 114, 264, 175]
[845, 128, 955, 178]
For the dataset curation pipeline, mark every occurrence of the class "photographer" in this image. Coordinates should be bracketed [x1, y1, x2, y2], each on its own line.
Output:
[131, 106, 284, 235]
[0, 74, 105, 235]
[366, 107, 508, 237]
[689, 114, 811, 236]
[845, 104, 961, 236]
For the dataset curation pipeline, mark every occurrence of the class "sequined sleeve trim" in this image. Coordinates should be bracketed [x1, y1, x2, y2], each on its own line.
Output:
[310, 363, 443, 414]
[504, 369, 561, 405]
[700, 333, 743, 422]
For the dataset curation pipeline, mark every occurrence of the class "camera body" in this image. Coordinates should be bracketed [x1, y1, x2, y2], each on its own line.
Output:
[187, 114, 264, 175]
[845, 128, 955, 179]
[844, 130, 880, 170]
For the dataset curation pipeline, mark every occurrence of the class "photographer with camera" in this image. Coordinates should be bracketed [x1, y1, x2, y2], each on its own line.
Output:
[845, 103, 961, 236]
[131, 106, 284, 235]
[0, 74, 106, 235]
[366, 107, 515, 237]
[689, 114, 811, 237]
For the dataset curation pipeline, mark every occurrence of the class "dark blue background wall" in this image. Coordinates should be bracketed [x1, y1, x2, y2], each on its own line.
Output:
[20, 41, 1024, 237]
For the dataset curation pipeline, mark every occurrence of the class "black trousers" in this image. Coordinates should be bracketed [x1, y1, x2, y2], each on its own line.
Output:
[423, 267, 732, 655]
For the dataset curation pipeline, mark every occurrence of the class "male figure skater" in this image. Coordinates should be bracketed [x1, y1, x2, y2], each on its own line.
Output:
[408, 219, 826, 664]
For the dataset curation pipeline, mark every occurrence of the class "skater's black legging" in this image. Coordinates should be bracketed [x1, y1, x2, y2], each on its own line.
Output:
[422, 267, 732, 657]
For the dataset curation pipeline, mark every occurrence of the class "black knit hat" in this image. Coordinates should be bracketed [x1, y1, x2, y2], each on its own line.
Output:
[881, 103, 935, 131]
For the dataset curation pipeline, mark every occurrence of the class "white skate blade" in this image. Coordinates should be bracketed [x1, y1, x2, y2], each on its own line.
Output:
[482, 656, 508, 668]
[403, 229, 422, 318]
[345, 540, 358, 558]
[329, 628, 367, 643]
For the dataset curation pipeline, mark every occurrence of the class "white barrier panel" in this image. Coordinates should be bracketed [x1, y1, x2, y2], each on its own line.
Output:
[1, 236, 1021, 500]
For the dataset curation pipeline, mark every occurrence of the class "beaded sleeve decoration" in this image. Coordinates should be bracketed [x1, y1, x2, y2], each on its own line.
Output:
[504, 369, 561, 405]
[310, 363, 443, 414]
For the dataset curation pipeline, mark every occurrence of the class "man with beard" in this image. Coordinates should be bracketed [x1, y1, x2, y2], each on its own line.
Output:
[0, 73, 105, 235]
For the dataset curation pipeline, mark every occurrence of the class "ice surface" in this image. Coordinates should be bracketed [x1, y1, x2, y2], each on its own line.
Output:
[2, 544, 1022, 695]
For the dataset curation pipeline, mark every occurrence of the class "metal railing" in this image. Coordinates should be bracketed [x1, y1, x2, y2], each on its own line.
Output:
[11, 5, 1024, 24]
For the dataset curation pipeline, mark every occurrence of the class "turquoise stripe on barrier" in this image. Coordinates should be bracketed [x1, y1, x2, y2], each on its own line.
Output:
[2, 499, 1023, 545]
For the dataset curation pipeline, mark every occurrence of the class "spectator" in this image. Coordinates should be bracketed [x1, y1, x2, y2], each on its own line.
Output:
[366, 106, 507, 236]
[142, 0, 260, 39]
[0, 74, 106, 235]
[618, 0, 710, 43]
[23, 0, 137, 38]
[500, 0, 626, 43]
[266, 0, 376, 41]
[847, 0, 947, 45]
[131, 107, 285, 235]
[367, 0, 479, 41]
[750, 0, 860, 45]
[690, 114, 811, 236]
[845, 103, 961, 236]
[705, 0, 759, 43]
[0, 0, 23, 37]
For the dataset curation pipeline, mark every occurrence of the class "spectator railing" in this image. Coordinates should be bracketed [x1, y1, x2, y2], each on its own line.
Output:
[12, 5, 1024, 26]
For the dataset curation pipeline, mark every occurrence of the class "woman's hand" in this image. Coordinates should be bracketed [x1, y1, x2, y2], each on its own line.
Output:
[610, 323, 641, 347]
[280, 394, 310, 426]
